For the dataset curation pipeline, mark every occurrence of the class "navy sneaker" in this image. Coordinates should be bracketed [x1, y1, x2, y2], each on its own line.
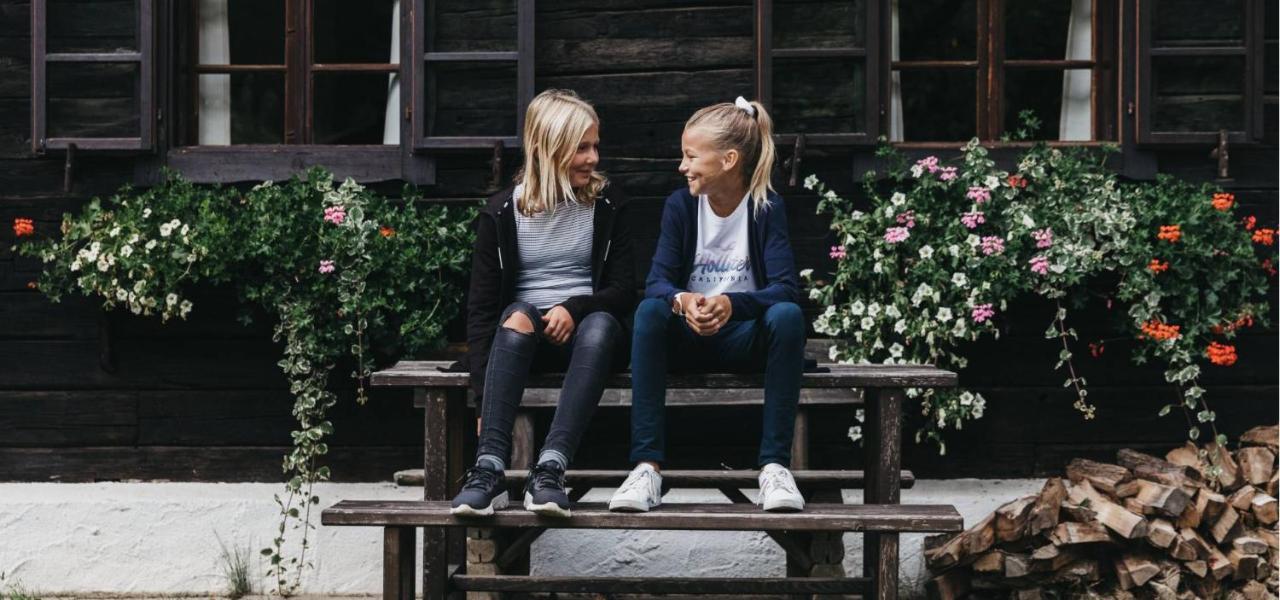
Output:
[523, 461, 571, 517]
[450, 465, 508, 517]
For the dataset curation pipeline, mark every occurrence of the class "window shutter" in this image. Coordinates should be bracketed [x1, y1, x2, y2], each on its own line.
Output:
[31, 0, 155, 153]
[755, 0, 882, 148]
[412, 0, 533, 150]
[1137, 0, 1263, 144]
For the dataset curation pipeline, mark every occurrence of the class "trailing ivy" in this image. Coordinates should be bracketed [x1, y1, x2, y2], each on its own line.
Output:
[13, 169, 474, 594]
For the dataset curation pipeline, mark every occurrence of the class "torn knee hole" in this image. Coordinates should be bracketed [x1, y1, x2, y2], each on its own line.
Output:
[502, 312, 536, 334]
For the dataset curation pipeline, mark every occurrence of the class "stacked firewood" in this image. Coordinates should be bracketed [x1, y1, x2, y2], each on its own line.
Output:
[925, 425, 1280, 599]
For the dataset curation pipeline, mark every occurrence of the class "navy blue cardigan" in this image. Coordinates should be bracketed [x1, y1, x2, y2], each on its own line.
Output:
[644, 188, 800, 319]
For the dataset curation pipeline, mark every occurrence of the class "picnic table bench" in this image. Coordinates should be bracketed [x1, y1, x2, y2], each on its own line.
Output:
[321, 360, 964, 599]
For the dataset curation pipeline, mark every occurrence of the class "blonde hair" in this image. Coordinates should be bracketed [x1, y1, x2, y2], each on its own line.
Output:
[516, 89, 607, 216]
[684, 99, 776, 213]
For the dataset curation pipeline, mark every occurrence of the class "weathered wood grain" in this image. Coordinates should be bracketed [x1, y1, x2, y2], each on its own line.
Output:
[450, 574, 869, 594]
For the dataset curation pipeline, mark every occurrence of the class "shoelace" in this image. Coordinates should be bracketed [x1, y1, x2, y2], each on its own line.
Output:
[758, 469, 798, 503]
[529, 464, 565, 490]
[619, 469, 656, 495]
[460, 466, 501, 491]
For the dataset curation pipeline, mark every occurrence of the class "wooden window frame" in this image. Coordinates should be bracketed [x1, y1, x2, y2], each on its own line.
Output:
[1136, 0, 1265, 145]
[31, 0, 155, 153]
[165, 0, 434, 183]
[888, 0, 1119, 146]
[412, 0, 534, 150]
[754, 0, 882, 148]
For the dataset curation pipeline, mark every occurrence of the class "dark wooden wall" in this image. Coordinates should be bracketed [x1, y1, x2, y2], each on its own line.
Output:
[0, 0, 1275, 482]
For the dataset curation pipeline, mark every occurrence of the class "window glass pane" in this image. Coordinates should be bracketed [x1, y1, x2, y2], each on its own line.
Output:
[1006, 2, 1079, 60]
[224, 0, 284, 64]
[47, 0, 136, 54]
[1267, 42, 1278, 97]
[314, 0, 397, 64]
[1151, 56, 1245, 132]
[897, 0, 976, 61]
[1004, 69, 1092, 140]
[427, 62, 517, 137]
[47, 62, 139, 138]
[314, 73, 397, 144]
[896, 70, 974, 141]
[430, 0, 517, 52]
[774, 58, 864, 133]
[1154, 0, 1243, 46]
[197, 72, 284, 144]
[774, 0, 865, 49]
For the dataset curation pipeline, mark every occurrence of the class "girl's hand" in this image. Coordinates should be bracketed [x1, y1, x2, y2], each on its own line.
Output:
[693, 295, 732, 335]
[542, 306, 575, 345]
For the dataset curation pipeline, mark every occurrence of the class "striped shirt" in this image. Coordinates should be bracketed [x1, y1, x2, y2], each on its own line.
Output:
[512, 184, 596, 309]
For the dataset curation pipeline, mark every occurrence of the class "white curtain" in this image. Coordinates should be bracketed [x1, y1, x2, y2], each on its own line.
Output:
[1059, 0, 1092, 140]
[888, 0, 904, 141]
[198, 0, 231, 145]
[382, 0, 401, 144]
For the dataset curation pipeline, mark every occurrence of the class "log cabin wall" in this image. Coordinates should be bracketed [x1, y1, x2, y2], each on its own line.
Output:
[0, 0, 1275, 481]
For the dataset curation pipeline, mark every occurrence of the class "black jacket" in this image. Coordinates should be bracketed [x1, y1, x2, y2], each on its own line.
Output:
[455, 183, 636, 403]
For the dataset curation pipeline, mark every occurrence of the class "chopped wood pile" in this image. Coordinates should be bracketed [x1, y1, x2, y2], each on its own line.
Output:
[925, 425, 1280, 599]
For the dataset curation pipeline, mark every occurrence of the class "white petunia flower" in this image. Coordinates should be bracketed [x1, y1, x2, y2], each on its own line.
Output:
[799, 268, 814, 279]
[860, 316, 875, 331]
[120, 245, 133, 258]
[951, 272, 968, 287]
[894, 319, 907, 334]
[936, 307, 953, 322]
[889, 343, 904, 358]
[867, 303, 881, 317]
[142, 208, 152, 218]
[919, 245, 934, 260]
[884, 304, 901, 319]
[166, 293, 179, 306]
[850, 300, 866, 316]
[890, 192, 907, 206]
[984, 175, 1000, 190]
[948, 244, 961, 257]
[966, 234, 981, 247]
[159, 223, 174, 237]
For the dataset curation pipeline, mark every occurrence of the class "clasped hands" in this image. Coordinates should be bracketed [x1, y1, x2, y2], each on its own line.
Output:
[676, 292, 732, 336]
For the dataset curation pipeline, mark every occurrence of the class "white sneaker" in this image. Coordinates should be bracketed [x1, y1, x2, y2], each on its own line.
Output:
[758, 463, 805, 512]
[608, 463, 663, 512]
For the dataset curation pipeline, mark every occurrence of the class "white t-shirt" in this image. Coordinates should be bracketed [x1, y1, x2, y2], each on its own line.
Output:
[687, 193, 757, 295]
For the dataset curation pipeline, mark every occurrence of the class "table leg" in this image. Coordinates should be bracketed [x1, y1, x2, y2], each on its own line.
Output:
[863, 387, 903, 600]
[385, 526, 416, 600]
[421, 388, 450, 599]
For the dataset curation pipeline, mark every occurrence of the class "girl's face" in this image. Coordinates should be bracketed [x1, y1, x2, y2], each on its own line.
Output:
[569, 123, 600, 189]
[679, 126, 739, 197]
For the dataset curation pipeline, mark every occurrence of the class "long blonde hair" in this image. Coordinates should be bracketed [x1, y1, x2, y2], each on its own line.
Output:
[684, 98, 776, 213]
[516, 89, 607, 216]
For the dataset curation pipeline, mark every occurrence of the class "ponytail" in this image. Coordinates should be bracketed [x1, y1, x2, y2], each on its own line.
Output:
[685, 98, 776, 215]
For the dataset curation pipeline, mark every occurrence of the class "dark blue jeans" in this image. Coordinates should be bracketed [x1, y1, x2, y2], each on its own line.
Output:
[629, 297, 806, 468]
[476, 301, 622, 467]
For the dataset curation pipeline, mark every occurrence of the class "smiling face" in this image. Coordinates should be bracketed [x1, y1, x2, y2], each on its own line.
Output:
[679, 126, 740, 198]
[568, 123, 600, 189]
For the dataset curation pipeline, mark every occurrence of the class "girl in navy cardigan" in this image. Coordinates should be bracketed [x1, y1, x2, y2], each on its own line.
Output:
[609, 97, 807, 513]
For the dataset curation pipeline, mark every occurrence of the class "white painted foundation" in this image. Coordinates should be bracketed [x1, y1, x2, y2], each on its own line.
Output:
[0, 479, 1043, 597]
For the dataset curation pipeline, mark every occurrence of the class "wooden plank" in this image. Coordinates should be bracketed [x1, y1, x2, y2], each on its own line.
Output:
[322, 501, 964, 533]
[450, 574, 870, 594]
[517, 386, 865, 407]
[371, 360, 958, 388]
[863, 387, 903, 600]
[419, 387, 448, 600]
[384, 527, 415, 600]
[393, 468, 917, 490]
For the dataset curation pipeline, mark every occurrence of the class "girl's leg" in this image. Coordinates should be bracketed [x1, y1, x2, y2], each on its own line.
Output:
[628, 297, 676, 465]
[539, 311, 622, 466]
[757, 302, 806, 468]
[474, 301, 543, 470]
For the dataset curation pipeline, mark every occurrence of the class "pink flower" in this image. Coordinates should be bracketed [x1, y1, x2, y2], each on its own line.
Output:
[938, 166, 957, 181]
[883, 227, 911, 244]
[896, 210, 916, 229]
[1029, 255, 1050, 275]
[961, 211, 985, 229]
[915, 156, 940, 174]
[1032, 228, 1053, 249]
[829, 245, 847, 260]
[318, 260, 335, 274]
[971, 303, 995, 324]
[966, 186, 991, 204]
[980, 236, 1005, 256]
[324, 205, 346, 225]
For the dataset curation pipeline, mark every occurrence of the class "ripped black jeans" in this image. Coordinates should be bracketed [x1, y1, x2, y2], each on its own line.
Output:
[475, 301, 622, 468]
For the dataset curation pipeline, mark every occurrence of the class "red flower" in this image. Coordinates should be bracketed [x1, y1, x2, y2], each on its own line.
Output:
[1251, 228, 1275, 246]
[13, 218, 34, 237]
[1210, 192, 1234, 212]
[1205, 342, 1237, 366]
[1139, 320, 1181, 341]
[25, 281, 37, 290]
[1147, 259, 1169, 274]
[1263, 259, 1277, 277]
[1156, 225, 1181, 243]
[1006, 174, 1028, 189]
[1242, 216, 1256, 231]
[1089, 342, 1104, 358]
[379, 225, 396, 238]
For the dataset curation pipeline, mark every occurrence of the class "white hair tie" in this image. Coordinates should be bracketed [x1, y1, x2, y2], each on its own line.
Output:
[734, 96, 756, 117]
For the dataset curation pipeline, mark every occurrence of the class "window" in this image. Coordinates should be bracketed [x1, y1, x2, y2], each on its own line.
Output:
[888, 0, 1117, 143]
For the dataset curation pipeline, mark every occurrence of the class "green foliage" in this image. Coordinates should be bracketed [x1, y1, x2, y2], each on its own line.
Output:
[216, 533, 256, 599]
[15, 169, 474, 594]
[806, 140, 1275, 456]
[0, 573, 39, 600]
